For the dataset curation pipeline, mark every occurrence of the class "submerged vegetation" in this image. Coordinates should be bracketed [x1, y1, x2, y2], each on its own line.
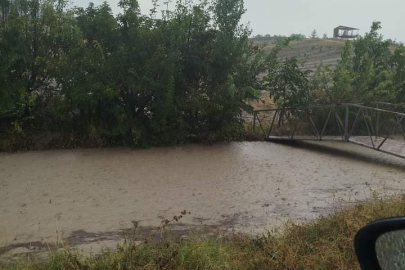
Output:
[2, 194, 405, 270]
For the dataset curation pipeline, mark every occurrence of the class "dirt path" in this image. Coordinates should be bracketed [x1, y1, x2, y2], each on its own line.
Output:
[1, 142, 404, 256]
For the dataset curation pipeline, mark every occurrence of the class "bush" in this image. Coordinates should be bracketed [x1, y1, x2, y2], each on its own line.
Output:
[0, 0, 262, 149]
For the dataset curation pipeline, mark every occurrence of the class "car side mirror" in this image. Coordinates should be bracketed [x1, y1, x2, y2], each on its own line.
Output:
[355, 217, 405, 270]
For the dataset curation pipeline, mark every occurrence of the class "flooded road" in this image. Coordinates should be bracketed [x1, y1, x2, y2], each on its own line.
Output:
[1, 141, 405, 255]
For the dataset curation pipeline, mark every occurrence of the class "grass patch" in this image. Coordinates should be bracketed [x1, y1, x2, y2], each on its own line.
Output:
[2, 194, 405, 270]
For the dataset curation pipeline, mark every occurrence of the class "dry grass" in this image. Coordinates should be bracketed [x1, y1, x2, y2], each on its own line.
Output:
[256, 38, 346, 72]
[260, 193, 405, 270]
[2, 194, 405, 270]
[249, 91, 275, 111]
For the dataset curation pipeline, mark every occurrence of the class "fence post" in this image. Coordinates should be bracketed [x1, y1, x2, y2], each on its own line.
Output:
[253, 112, 256, 131]
[376, 103, 380, 137]
[345, 104, 349, 142]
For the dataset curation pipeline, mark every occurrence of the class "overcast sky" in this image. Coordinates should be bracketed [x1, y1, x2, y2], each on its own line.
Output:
[72, 0, 405, 42]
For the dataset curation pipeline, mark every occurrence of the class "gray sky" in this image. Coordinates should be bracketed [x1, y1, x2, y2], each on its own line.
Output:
[72, 0, 405, 42]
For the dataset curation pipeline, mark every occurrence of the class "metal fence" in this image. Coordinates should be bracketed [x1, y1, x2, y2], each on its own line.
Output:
[253, 103, 405, 159]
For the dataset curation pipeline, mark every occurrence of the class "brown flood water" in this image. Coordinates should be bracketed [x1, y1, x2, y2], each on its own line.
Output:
[1, 141, 405, 255]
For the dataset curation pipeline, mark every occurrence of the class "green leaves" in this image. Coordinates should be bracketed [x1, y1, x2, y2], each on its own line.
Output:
[263, 35, 310, 108]
[1, 0, 263, 147]
[337, 21, 401, 103]
[313, 21, 405, 105]
[265, 58, 309, 108]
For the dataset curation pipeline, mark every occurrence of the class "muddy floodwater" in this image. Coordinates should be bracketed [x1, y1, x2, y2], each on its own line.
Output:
[1, 141, 405, 255]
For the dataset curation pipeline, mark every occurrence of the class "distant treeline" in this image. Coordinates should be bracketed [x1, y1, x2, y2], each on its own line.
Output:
[250, 34, 306, 42]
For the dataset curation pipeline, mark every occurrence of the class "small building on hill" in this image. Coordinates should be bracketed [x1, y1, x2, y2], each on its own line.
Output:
[333, 26, 359, 39]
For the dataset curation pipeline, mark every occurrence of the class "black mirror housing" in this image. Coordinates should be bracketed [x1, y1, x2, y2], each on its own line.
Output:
[355, 217, 405, 270]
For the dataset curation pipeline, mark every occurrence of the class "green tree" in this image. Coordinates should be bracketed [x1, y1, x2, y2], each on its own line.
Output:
[265, 58, 310, 108]
[310, 22, 405, 105]
[330, 21, 402, 104]
[392, 45, 405, 101]
[309, 64, 333, 104]
[0, 0, 76, 132]
[310, 29, 318, 39]
[0, 0, 276, 149]
[264, 36, 310, 108]
[330, 41, 356, 103]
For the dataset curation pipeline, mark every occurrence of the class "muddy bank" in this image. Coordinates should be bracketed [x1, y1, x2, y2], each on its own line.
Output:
[1, 142, 404, 257]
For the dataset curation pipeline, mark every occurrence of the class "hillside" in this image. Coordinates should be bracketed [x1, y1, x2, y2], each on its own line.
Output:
[247, 38, 347, 111]
[255, 38, 347, 72]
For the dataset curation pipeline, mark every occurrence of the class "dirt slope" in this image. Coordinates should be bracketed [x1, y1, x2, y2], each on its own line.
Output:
[256, 38, 346, 72]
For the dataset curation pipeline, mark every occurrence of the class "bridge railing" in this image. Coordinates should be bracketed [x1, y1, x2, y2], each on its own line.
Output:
[253, 104, 346, 141]
[368, 102, 405, 113]
[345, 104, 405, 158]
[254, 103, 405, 158]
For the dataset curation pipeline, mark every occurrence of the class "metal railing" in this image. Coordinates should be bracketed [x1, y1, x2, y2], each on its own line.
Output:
[253, 103, 405, 159]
